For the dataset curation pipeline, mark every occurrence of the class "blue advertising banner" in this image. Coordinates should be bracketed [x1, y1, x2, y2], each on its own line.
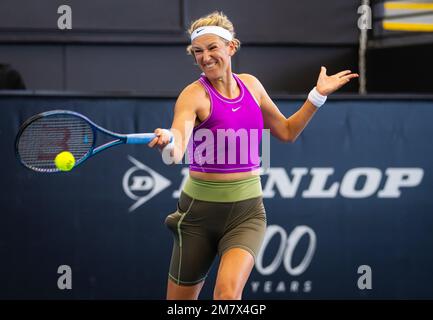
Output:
[0, 95, 432, 299]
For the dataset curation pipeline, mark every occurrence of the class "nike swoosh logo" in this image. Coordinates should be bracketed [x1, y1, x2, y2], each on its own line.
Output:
[232, 107, 241, 112]
[196, 28, 204, 34]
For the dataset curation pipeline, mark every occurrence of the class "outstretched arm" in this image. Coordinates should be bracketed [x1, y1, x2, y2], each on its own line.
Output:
[257, 67, 358, 142]
[147, 83, 203, 164]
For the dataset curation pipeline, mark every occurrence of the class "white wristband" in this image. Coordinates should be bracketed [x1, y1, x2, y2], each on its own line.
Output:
[161, 129, 175, 164]
[308, 87, 327, 108]
[161, 129, 175, 150]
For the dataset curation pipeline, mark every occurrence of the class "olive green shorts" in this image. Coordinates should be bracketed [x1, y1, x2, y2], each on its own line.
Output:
[164, 176, 267, 286]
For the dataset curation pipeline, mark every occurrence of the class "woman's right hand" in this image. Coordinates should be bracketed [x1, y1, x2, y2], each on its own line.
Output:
[147, 128, 173, 153]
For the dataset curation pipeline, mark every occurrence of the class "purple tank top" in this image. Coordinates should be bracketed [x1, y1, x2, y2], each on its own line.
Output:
[188, 74, 263, 173]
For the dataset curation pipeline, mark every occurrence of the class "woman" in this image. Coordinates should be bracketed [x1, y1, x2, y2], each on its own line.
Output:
[148, 11, 358, 300]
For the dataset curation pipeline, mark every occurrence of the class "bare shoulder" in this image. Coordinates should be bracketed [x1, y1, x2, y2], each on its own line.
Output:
[237, 73, 265, 93]
[237, 73, 265, 104]
[179, 80, 207, 98]
[176, 80, 208, 110]
[237, 73, 261, 87]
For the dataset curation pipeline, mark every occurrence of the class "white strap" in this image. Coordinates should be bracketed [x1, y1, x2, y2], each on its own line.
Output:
[161, 129, 175, 165]
[308, 87, 327, 108]
[191, 26, 233, 42]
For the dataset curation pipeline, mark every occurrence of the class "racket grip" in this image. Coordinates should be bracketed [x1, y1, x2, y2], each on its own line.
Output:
[126, 133, 174, 144]
[126, 133, 157, 144]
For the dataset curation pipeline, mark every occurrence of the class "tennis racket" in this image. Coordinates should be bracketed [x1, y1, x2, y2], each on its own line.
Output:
[15, 110, 167, 173]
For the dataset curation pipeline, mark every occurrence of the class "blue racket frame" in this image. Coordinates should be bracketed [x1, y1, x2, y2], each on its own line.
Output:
[15, 110, 161, 172]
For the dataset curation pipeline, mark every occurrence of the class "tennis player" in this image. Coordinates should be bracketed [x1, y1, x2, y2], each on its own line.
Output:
[148, 11, 358, 300]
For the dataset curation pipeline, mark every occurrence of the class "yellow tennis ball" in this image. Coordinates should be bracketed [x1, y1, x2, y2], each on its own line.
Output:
[54, 151, 75, 171]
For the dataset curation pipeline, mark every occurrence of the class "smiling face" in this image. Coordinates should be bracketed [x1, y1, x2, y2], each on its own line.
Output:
[191, 34, 235, 80]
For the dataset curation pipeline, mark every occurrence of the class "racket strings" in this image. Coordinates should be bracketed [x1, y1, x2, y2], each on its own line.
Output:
[17, 115, 94, 172]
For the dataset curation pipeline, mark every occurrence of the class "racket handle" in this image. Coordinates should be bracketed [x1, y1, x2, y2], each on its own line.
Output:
[126, 133, 157, 144]
[126, 133, 174, 144]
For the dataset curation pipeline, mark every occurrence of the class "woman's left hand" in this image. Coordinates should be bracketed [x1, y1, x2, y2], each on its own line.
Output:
[316, 66, 359, 96]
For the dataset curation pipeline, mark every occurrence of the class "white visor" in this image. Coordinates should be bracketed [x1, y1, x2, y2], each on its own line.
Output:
[190, 26, 233, 42]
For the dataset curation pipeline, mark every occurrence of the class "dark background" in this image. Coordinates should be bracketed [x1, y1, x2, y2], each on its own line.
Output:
[0, 0, 431, 94]
[1, 0, 433, 300]
[1, 96, 433, 299]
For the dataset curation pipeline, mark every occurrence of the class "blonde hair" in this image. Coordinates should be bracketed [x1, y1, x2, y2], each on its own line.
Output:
[186, 11, 241, 56]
